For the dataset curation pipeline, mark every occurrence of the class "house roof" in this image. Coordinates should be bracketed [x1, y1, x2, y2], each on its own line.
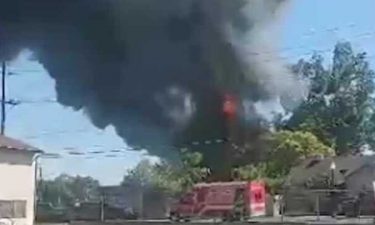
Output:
[0, 135, 42, 153]
[285, 155, 375, 188]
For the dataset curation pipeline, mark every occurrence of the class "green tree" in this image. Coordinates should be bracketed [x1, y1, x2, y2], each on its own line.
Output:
[122, 159, 156, 186]
[234, 130, 333, 194]
[285, 42, 375, 154]
[122, 151, 209, 196]
[38, 174, 100, 206]
[267, 130, 334, 176]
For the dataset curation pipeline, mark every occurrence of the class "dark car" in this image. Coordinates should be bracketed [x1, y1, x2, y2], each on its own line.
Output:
[68, 202, 138, 221]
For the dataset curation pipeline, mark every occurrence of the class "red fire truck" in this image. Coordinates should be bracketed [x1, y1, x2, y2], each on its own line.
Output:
[169, 181, 266, 221]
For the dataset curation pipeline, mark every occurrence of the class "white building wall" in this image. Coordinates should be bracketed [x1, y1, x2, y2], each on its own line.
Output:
[0, 150, 36, 225]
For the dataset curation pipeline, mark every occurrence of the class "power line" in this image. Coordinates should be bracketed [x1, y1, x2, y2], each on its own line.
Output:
[1, 61, 6, 134]
[19, 135, 234, 159]
[300, 23, 358, 37]
[23, 128, 97, 139]
[37, 139, 250, 160]
[32, 137, 238, 159]
[245, 30, 375, 57]
[242, 23, 368, 57]
[0, 61, 32, 135]
[20, 99, 58, 104]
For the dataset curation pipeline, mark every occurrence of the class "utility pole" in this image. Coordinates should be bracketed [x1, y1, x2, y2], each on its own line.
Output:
[139, 183, 144, 219]
[1, 61, 6, 135]
[100, 195, 105, 221]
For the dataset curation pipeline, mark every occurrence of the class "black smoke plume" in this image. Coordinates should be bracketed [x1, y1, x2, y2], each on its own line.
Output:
[0, 0, 305, 172]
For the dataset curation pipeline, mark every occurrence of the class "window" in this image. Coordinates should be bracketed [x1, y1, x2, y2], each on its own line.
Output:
[0, 200, 27, 218]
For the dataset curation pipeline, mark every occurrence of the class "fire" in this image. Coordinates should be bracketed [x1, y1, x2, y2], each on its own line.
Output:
[222, 94, 237, 118]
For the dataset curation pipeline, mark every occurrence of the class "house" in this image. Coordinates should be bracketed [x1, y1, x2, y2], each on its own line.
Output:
[0, 136, 43, 225]
[283, 155, 375, 216]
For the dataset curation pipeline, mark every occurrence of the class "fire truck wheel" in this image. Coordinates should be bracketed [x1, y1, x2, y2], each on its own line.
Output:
[222, 212, 232, 222]
[222, 212, 236, 222]
[169, 212, 181, 222]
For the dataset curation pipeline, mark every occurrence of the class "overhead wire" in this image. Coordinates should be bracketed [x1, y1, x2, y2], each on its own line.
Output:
[36, 136, 237, 159]
[245, 28, 375, 57]
[23, 128, 101, 139]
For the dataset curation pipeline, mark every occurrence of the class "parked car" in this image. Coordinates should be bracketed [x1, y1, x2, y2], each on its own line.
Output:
[68, 202, 138, 221]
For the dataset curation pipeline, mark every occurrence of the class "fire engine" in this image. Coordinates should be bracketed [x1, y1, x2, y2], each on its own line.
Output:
[169, 181, 266, 221]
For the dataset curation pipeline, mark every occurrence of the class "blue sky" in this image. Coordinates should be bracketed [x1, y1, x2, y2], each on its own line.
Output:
[5, 0, 375, 185]
[281, 0, 375, 64]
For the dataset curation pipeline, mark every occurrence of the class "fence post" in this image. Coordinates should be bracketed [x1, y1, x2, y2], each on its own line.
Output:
[280, 189, 286, 223]
[100, 195, 105, 222]
[280, 195, 284, 222]
[315, 194, 320, 221]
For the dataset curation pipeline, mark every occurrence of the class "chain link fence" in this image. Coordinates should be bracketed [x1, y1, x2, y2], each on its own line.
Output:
[281, 188, 375, 218]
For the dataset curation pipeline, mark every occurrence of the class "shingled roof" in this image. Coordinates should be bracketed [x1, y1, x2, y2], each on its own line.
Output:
[0, 135, 42, 152]
[285, 155, 375, 188]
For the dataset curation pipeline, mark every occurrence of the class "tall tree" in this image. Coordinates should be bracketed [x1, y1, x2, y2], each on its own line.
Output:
[284, 42, 375, 154]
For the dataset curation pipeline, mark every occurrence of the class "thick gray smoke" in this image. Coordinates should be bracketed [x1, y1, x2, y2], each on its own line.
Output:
[0, 0, 306, 166]
[227, 0, 309, 120]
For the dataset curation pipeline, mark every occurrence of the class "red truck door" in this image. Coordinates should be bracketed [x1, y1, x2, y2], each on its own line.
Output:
[249, 181, 266, 217]
[193, 187, 208, 215]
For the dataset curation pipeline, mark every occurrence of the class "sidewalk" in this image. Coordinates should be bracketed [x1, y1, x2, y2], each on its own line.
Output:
[248, 216, 375, 224]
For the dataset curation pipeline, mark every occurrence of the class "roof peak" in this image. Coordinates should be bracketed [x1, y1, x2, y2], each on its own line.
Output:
[0, 135, 42, 152]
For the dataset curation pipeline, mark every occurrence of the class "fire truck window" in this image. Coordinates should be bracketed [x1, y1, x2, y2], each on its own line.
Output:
[254, 192, 263, 202]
